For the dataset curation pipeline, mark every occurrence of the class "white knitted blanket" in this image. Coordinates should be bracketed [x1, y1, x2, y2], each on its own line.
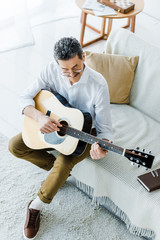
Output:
[71, 104, 160, 240]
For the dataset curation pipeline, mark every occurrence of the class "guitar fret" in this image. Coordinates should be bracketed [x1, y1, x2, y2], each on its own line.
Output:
[66, 126, 124, 155]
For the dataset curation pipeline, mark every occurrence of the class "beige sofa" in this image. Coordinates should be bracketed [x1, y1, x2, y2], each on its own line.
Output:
[70, 28, 160, 240]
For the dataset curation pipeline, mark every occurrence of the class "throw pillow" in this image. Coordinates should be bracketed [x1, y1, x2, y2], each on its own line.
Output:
[85, 51, 139, 104]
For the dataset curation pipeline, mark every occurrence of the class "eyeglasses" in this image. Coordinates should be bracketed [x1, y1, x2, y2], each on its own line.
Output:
[61, 68, 83, 77]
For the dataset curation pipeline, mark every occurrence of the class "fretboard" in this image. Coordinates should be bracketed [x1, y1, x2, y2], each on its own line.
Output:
[65, 126, 124, 155]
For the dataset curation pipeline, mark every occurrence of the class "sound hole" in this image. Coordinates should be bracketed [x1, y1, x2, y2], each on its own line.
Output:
[58, 120, 68, 137]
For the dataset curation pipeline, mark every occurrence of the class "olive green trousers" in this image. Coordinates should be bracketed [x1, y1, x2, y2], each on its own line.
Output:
[8, 132, 94, 204]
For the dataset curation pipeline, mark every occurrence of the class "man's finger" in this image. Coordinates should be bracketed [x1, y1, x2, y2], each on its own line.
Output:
[41, 123, 59, 133]
[51, 118, 62, 127]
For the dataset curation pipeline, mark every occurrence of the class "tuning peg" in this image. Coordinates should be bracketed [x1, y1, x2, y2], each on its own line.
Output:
[148, 150, 152, 154]
[131, 162, 135, 166]
[137, 164, 140, 168]
[145, 168, 148, 171]
[142, 149, 145, 152]
[136, 147, 140, 150]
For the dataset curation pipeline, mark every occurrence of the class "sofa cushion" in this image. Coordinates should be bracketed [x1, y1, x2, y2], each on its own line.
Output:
[85, 51, 139, 104]
[105, 28, 160, 123]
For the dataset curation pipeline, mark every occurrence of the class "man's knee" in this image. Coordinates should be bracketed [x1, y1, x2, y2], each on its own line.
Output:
[8, 137, 18, 157]
[8, 134, 24, 158]
[55, 155, 75, 173]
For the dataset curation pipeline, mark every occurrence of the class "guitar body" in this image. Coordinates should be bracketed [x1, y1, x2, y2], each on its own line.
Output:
[22, 90, 92, 156]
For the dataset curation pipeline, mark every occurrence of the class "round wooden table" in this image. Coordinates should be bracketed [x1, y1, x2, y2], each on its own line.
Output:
[76, 0, 144, 47]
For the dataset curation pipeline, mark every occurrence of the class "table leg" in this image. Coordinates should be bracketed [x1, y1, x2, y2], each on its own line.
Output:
[130, 15, 136, 32]
[79, 12, 111, 47]
[101, 18, 106, 37]
[80, 11, 84, 23]
[80, 12, 87, 47]
[80, 11, 101, 34]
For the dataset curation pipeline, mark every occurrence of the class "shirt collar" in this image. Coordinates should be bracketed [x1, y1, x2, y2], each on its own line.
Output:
[78, 63, 89, 85]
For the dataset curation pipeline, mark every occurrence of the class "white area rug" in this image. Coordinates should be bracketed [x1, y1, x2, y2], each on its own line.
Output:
[0, 133, 143, 240]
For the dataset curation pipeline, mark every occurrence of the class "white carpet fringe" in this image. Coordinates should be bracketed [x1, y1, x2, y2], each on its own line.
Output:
[75, 179, 155, 240]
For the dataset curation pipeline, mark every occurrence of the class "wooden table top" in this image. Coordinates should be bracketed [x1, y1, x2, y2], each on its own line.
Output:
[76, 0, 144, 19]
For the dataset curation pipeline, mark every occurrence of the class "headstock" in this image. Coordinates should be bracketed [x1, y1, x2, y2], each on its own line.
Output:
[124, 148, 155, 169]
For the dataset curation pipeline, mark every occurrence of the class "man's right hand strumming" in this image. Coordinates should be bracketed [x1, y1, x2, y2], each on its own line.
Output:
[23, 105, 62, 134]
[37, 115, 62, 133]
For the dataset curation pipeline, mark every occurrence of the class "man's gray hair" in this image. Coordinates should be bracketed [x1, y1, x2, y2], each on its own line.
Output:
[54, 37, 83, 61]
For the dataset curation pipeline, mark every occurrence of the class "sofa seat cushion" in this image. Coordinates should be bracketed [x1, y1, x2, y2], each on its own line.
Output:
[71, 104, 160, 239]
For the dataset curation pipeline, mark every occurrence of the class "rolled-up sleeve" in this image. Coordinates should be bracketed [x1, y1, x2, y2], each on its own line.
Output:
[94, 83, 114, 142]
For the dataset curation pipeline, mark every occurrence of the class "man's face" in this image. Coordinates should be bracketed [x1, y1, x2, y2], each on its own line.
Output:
[58, 53, 85, 85]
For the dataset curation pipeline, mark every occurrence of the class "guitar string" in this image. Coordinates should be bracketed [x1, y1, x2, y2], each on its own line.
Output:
[59, 126, 153, 155]
[59, 125, 153, 167]
[58, 124, 124, 155]
[42, 124, 152, 168]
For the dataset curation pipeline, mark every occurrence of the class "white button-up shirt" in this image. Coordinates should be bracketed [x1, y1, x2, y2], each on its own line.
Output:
[20, 61, 113, 141]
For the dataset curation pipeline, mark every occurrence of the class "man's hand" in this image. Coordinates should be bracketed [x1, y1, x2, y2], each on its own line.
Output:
[23, 105, 62, 134]
[90, 140, 112, 160]
[38, 115, 62, 134]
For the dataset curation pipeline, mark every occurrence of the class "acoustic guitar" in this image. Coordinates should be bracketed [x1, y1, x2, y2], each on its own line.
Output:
[22, 90, 154, 169]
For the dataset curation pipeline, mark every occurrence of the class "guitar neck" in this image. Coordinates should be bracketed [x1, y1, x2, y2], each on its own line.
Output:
[66, 126, 125, 156]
